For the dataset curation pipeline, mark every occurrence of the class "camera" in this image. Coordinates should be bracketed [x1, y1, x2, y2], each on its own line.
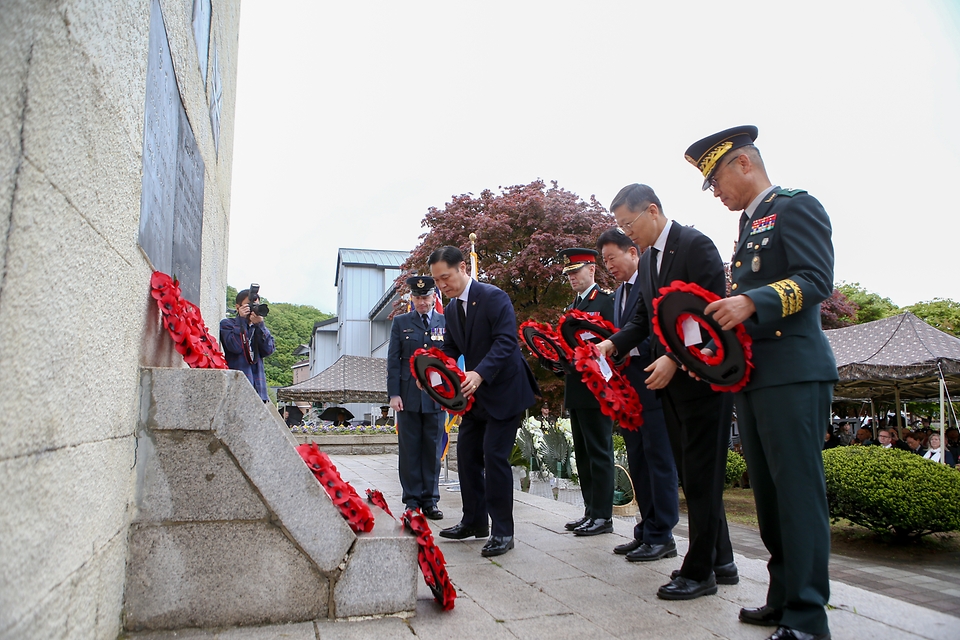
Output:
[248, 283, 269, 317]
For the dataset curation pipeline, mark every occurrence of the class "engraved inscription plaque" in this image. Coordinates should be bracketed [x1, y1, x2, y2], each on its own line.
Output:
[139, 0, 205, 303]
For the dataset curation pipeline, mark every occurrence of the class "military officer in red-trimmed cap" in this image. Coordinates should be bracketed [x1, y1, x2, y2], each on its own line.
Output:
[557, 248, 618, 537]
[685, 126, 837, 640]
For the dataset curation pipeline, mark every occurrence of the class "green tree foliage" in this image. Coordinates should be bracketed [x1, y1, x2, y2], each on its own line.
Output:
[823, 446, 960, 541]
[836, 282, 899, 324]
[223, 286, 331, 388]
[403, 180, 616, 410]
[905, 298, 960, 338]
[725, 449, 747, 489]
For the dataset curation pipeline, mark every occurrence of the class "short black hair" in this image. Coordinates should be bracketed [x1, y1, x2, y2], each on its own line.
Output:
[609, 183, 664, 215]
[428, 245, 465, 267]
[596, 228, 638, 254]
[236, 289, 250, 306]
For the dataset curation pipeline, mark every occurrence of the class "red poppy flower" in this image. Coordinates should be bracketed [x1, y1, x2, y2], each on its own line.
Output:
[150, 271, 228, 370]
[296, 443, 374, 533]
[401, 508, 456, 610]
[571, 344, 643, 431]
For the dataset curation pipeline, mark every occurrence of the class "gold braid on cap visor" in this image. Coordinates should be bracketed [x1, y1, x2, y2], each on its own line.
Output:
[698, 141, 734, 177]
[768, 279, 804, 317]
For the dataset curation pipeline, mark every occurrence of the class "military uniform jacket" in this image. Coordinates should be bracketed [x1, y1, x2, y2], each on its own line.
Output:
[564, 284, 615, 409]
[732, 188, 838, 391]
[387, 310, 446, 413]
[609, 222, 726, 402]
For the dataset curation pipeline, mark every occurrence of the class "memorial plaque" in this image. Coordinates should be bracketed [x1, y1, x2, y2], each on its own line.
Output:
[192, 0, 212, 82]
[139, 0, 205, 303]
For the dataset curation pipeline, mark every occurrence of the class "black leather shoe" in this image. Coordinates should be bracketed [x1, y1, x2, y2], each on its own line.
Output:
[564, 515, 589, 531]
[739, 605, 783, 627]
[672, 561, 739, 585]
[626, 539, 677, 562]
[574, 518, 613, 536]
[480, 535, 514, 557]
[614, 538, 643, 555]
[657, 574, 718, 600]
[438, 522, 489, 539]
[766, 627, 830, 640]
[423, 505, 444, 520]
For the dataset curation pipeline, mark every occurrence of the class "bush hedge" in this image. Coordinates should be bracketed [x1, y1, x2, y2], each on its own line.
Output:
[822, 446, 960, 541]
[726, 449, 747, 489]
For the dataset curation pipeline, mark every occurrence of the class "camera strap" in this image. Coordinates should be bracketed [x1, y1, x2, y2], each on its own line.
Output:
[241, 326, 256, 366]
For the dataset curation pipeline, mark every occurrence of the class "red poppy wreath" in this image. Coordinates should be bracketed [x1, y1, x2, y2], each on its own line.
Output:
[518, 320, 574, 374]
[296, 443, 374, 533]
[651, 280, 754, 393]
[364, 489, 457, 611]
[558, 309, 629, 367]
[150, 271, 228, 370]
[410, 347, 474, 415]
[572, 343, 644, 431]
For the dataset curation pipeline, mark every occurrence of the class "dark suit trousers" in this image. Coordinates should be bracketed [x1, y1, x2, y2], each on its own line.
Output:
[736, 382, 832, 636]
[623, 401, 678, 545]
[661, 389, 734, 582]
[397, 410, 444, 508]
[457, 401, 523, 536]
[569, 407, 614, 520]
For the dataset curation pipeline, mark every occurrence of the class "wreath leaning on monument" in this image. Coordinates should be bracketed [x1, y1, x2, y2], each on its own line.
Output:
[150, 270, 228, 370]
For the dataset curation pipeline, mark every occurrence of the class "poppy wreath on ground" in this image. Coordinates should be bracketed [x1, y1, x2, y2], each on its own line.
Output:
[518, 320, 574, 374]
[150, 271, 228, 370]
[651, 280, 754, 393]
[410, 347, 474, 414]
[557, 309, 628, 368]
[295, 443, 374, 533]
[365, 488, 393, 517]
[402, 508, 457, 611]
[571, 343, 643, 431]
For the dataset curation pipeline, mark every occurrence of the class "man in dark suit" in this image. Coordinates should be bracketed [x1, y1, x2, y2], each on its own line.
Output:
[556, 248, 617, 537]
[428, 246, 540, 557]
[596, 184, 737, 601]
[387, 276, 447, 520]
[686, 125, 837, 640]
[595, 229, 680, 560]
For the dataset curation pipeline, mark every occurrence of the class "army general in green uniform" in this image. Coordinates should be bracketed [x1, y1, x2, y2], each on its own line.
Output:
[685, 126, 838, 640]
[558, 248, 617, 537]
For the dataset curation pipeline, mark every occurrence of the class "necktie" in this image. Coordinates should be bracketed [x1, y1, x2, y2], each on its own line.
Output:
[739, 211, 749, 235]
[622, 282, 632, 312]
[457, 298, 466, 330]
[650, 248, 660, 287]
[421, 313, 429, 330]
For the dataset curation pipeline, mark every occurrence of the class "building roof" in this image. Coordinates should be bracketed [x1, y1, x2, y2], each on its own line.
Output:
[335, 248, 409, 285]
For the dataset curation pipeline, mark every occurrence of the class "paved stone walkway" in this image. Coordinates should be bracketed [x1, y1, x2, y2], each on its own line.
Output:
[126, 454, 958, 639]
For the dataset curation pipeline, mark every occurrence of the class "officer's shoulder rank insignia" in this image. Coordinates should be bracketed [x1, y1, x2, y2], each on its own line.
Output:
[588, 289, 598, 301]
[775, 187, 807, 197]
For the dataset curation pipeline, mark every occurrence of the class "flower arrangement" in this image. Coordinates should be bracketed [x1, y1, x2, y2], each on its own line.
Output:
[150, 271, 227, 369]
[515, 416, 578, 483]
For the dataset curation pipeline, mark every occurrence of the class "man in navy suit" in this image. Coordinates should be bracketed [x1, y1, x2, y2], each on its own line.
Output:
[595, 229, 679, 561]
[387, 276, 447, 520]
[597, 184, 737, 601]
[428, 246, 540, 557]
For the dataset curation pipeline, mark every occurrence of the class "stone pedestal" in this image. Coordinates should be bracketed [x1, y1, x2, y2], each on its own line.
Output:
[124, 367, 418, 632]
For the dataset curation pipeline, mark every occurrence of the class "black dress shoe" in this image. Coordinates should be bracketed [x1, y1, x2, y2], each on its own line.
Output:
[481, 535, 515, 557]
[626, 539, 677, 562]
[564, 515, 589, 531]
[614, 538, 643, 555]
[574, 518, 613, 536]
[656, 574, 718, 600]
[423, 505, 444, 520]
[766, 627, 830, 640]
[671, 561, 739, 585]
[438, 522, 489, 539]
[739, 605, 783, 627]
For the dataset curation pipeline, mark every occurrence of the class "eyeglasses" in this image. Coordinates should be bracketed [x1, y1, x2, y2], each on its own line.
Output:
[707, 154, 743, 192]
[616, 204, 651, 233]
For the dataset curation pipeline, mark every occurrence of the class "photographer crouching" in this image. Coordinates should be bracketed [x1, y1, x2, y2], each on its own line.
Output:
[220, 284, 276, 402]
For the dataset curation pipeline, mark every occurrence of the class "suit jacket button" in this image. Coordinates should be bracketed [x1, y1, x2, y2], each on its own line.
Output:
[735, 261, 741, 268]
[731, 283, 738, 290]
[775, 330, 782, 337]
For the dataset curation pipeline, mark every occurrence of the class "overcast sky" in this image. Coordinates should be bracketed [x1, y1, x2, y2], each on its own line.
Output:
[227, 0, 960, 314]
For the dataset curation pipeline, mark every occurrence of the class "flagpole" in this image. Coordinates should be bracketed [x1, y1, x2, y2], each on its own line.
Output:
[469, 232, 478, 281]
